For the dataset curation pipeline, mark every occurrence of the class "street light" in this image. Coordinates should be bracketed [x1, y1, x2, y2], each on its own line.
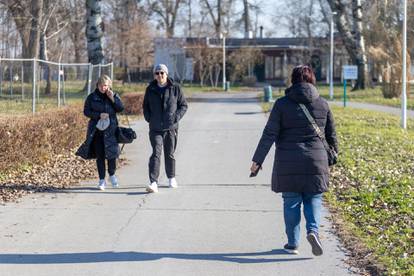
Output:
[401, 0, 407, 129]
[221, 32, 227, 91]
[329, 12, 337, 100]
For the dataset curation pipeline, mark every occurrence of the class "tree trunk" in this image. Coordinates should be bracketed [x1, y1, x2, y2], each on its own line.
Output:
[39, 33, 52, 95]
[27, 0, 44, 59]
[203, 0, 222, 37]
[327, 0, 368, 90]
[352, 0, 368, 90]
[243, 0, 250, 35]
[86, 0, 104, 65]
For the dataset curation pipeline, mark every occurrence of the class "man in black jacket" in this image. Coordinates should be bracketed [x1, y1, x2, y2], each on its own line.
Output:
[143, 64, 188, 193]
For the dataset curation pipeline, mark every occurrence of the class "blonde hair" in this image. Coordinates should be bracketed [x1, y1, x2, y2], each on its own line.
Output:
[96, 75, 112, 88]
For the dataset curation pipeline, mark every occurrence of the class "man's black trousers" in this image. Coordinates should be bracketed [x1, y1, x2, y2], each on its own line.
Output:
[149, 129, 178, 183]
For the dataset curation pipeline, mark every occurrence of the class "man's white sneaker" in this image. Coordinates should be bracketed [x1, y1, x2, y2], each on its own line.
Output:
[110, 175, 119, 188]
[146, 182, 158, 193]
[168, 178, 178, 188]
[98, 179, 106, 191]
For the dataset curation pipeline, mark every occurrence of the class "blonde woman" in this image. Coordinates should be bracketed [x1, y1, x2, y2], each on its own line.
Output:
[77, 75, 124, 190]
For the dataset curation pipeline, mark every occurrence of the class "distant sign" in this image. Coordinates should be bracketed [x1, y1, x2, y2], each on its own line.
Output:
[343, 65, 358, 80]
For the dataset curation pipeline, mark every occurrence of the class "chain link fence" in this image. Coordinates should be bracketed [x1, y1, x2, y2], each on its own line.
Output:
[0, 58, 113, 114]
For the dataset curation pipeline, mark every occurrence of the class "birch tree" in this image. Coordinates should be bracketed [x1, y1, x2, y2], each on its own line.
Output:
[326, 0, 369, 90]
[86, 0, 104, 64]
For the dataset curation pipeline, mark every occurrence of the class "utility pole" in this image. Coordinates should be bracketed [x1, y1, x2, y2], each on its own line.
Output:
[402, 0, 407, 129]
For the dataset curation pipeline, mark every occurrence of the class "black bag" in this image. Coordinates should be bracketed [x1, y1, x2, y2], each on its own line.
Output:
[116, 126, 137, 144]
[299, 103, 338, 166]
[116, 114, 137, 146]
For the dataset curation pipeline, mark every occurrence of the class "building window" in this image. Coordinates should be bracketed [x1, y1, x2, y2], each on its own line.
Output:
[265, 56, 273, 79]
[274, 56, 282, 78]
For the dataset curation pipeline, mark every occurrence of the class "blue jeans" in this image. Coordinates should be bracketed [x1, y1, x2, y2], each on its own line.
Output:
[282, 192, 323, 247]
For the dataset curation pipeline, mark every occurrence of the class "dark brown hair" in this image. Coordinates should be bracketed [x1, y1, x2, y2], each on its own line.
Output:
[291, 65, 316, 85]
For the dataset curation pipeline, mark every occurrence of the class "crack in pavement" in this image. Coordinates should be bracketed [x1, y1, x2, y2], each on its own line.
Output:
[112, 195, 148, 249]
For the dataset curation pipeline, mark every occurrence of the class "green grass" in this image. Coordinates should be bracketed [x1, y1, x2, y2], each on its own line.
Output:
[327, 107, 413, 274]
[317, 85, 414, 110]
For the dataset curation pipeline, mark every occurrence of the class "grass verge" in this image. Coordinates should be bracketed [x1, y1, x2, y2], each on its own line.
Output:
[326, 106, 413, 275]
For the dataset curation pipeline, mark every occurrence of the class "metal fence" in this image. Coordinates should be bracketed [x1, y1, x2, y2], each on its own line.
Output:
[0, 58, 113, 114]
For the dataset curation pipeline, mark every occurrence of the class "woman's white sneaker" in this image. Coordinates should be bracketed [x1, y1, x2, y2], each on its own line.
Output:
[98, 179, 106, 191]
[168, 178, 178, 188]
[110, 175, 119, 188]
[146, 182, 159, 193]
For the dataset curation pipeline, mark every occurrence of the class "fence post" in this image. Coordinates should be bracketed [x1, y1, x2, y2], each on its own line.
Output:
[87, 63, 92, 94]
[57, 63, 61, 107]
[62, 68, 66, 105]
[98, 63, 102, 77]
[0, 57, 2, 96]
[32, 59, 36, 114]
[110, 62, 114, 81]
[21, 64, 24, 100]
[9, 66, 12, 97]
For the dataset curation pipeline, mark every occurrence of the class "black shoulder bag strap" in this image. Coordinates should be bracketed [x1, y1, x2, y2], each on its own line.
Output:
[298, 103, 331, 152]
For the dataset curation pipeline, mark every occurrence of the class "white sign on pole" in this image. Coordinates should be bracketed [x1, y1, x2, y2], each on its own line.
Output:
[342, 65, 358, 80]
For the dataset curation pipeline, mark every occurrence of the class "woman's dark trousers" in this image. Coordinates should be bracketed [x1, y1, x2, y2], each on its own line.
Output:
[93, 131, 116, 180]
[149, 129, 177, 183]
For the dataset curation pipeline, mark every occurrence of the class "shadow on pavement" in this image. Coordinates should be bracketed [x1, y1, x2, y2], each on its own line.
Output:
[187, 97, 260, 104]
[54, 187, 148, 196]
[0, 250, 313, 264]
[234, 111, 264, 115]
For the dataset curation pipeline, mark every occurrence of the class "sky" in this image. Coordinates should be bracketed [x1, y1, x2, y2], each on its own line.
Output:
[171, 0, 291, 38]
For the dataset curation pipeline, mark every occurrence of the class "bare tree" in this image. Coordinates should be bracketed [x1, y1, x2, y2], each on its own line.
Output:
[201, 0, 222, 37]
[326, 0, 369, 90]
[242, 0, 251, 35]
[4, 0, 44, 59]
[86, 0, 104, 64]
[107, 0, 153, 81]
[66, 0, 86, 63]
[366, 0, 411, 98]
[147, 0, 182, 37]
[227, 47, 263, 82]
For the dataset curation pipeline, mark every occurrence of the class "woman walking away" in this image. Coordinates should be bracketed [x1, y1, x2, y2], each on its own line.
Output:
[251, 65, 338, 256]
[76, 75, 124, 190]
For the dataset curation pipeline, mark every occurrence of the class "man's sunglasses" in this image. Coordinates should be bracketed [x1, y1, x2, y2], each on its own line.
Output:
[155, 71, 165, 75]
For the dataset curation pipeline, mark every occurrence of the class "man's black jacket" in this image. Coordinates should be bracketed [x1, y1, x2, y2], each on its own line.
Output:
[143, 78, 188, 131]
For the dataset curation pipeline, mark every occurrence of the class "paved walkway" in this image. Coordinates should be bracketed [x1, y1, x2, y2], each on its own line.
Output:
[331, 100, 414, 117]
[0, 92, 353, 276]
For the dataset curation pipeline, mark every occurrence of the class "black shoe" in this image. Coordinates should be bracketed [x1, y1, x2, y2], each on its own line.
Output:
[283, 244, 299, 254]
[307, 232, 323, 256]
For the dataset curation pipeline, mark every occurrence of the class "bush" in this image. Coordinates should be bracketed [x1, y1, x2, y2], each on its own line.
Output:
[0, 106, 87, 172]
[122, 93, 144, 115]
[241, 75, 257, 86]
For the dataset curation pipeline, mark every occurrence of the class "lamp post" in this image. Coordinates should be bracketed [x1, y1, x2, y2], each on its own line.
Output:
[221, 33, 226, 91]
[401, 0, 407, 129]
[329, 12, 337, 100]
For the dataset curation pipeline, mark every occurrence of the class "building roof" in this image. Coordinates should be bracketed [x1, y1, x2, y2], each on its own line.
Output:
[185, 37, 329, 50]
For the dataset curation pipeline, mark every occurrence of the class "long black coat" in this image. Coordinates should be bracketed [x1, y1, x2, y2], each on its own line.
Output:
[76, 89, 124, 160]
[143, 78, 188, 131]
[252, 82, 338, 193]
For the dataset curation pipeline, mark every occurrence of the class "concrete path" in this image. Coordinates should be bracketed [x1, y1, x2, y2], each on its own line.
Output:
[0, 92, 353, 276]
[331, 100, 414, 117]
